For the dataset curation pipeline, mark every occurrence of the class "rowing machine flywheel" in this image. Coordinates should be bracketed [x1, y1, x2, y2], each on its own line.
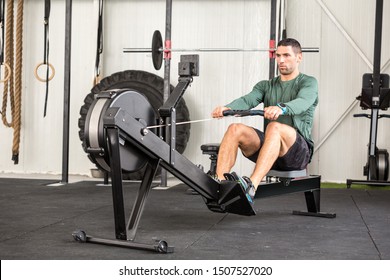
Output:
[366, 149, 389, 181]
[78, 70, 191, 179]
[83, 89, 156, 172]
[376, 149, 389, 181]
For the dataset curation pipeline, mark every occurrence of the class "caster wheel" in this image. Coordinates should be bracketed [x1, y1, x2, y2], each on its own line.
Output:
[72, 230, 87, 243]
[156, 240, 168, 253]
[155, 240, 173, 253]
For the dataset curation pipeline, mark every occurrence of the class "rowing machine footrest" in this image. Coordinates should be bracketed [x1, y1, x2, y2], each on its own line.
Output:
[217, 180, 256, 216]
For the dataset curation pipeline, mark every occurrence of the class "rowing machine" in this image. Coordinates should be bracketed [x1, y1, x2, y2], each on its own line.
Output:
[346, 73, 390, 187]
[346, 0, 390, 187]
[74, 55, 255, 253]
[74, 55, 335, 253]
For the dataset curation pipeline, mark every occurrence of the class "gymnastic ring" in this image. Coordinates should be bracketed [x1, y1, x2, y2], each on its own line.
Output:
[34, 62, 55, 82]
[0, 63, 11, 83]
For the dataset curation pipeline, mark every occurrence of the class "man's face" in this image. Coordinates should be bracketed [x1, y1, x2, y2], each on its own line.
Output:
[275, 45, 302, 75]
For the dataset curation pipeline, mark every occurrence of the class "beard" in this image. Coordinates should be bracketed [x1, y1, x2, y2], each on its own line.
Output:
[278, 66, 293, 75]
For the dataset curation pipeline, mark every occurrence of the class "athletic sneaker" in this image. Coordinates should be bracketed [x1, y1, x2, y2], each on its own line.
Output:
[224, 172, 255, 204]
[208, 173, 221, 183]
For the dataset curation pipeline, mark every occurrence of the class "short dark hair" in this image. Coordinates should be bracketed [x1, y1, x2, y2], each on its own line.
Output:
[277, 38, 302, 54]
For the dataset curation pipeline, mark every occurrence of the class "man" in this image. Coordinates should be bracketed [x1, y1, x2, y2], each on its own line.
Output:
[211, 38, 318, 204]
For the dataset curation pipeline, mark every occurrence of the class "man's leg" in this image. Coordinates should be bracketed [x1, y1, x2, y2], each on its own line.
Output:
[249, 122, 297, 188]
[215, 123, 261, 181]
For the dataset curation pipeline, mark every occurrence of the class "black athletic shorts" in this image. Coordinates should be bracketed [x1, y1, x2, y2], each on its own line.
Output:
[246, 128, 311, 171]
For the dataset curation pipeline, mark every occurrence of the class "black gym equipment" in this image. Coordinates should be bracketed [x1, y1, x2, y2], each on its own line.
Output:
[78, 70, 191, 180]
[346, 0, 390, 188]
[75, 55, 255, 253]
[74, 55, 335, 253]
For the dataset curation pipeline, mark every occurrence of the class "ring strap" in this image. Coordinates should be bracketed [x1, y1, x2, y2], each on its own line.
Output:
[43, 0, 51, 117]
[94, 0, 104, 85]
[0, 0, 5, 68]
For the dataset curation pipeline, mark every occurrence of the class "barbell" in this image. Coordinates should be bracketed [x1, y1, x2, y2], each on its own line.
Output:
[123, 30, 320, 70]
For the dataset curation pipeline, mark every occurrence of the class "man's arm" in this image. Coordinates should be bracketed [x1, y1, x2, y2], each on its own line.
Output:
[225, 81, 267, 110]
[211, 81, 268, 118]
[281, 76, 318, 115]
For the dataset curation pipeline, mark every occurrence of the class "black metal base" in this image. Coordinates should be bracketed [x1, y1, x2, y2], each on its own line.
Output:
[346, 178, 390, 188]
[292, 210, 337, 218]
[72, 230, 174, 253]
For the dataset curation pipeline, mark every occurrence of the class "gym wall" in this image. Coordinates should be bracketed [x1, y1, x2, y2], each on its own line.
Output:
[0, 0, 388, 183]
[287, 0, 390, 182]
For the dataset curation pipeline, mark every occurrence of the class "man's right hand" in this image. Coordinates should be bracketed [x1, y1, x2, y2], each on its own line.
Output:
[212, 106, 230, 118]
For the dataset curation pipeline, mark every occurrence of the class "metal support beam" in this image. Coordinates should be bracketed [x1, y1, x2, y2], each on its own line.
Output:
[269, 0, 277, 79]
[160, 0, 173, 188]
[61, 0, 72, 184]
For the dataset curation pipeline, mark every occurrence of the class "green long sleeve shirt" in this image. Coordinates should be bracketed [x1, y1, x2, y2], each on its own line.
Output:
[226, 73, 318, 150]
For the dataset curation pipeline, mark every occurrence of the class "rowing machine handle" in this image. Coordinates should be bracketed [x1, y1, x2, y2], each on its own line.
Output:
[223, 110, 264, 117]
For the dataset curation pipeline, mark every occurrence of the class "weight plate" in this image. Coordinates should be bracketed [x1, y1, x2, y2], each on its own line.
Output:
[152, 30, 163, 70]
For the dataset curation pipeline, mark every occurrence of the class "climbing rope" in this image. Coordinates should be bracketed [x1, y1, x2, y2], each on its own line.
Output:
[1, 0, 24, 164]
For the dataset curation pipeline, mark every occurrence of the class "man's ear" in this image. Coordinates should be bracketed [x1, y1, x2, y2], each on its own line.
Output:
[296, 52, 303, 63]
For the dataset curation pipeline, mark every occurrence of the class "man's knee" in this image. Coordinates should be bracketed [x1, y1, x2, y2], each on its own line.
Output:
[265, 122, 284, 136]
[265, 122, 297, 152]
[225, 123, 248, 138]
[224, 123, 259, 147]
[267, 121, 296, 131]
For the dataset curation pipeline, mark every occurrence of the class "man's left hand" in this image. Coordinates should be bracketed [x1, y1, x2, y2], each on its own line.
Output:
[264, 106, 283, 120]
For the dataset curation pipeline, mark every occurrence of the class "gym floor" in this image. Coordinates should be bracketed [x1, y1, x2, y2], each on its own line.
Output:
[0, 176, 389, 260]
